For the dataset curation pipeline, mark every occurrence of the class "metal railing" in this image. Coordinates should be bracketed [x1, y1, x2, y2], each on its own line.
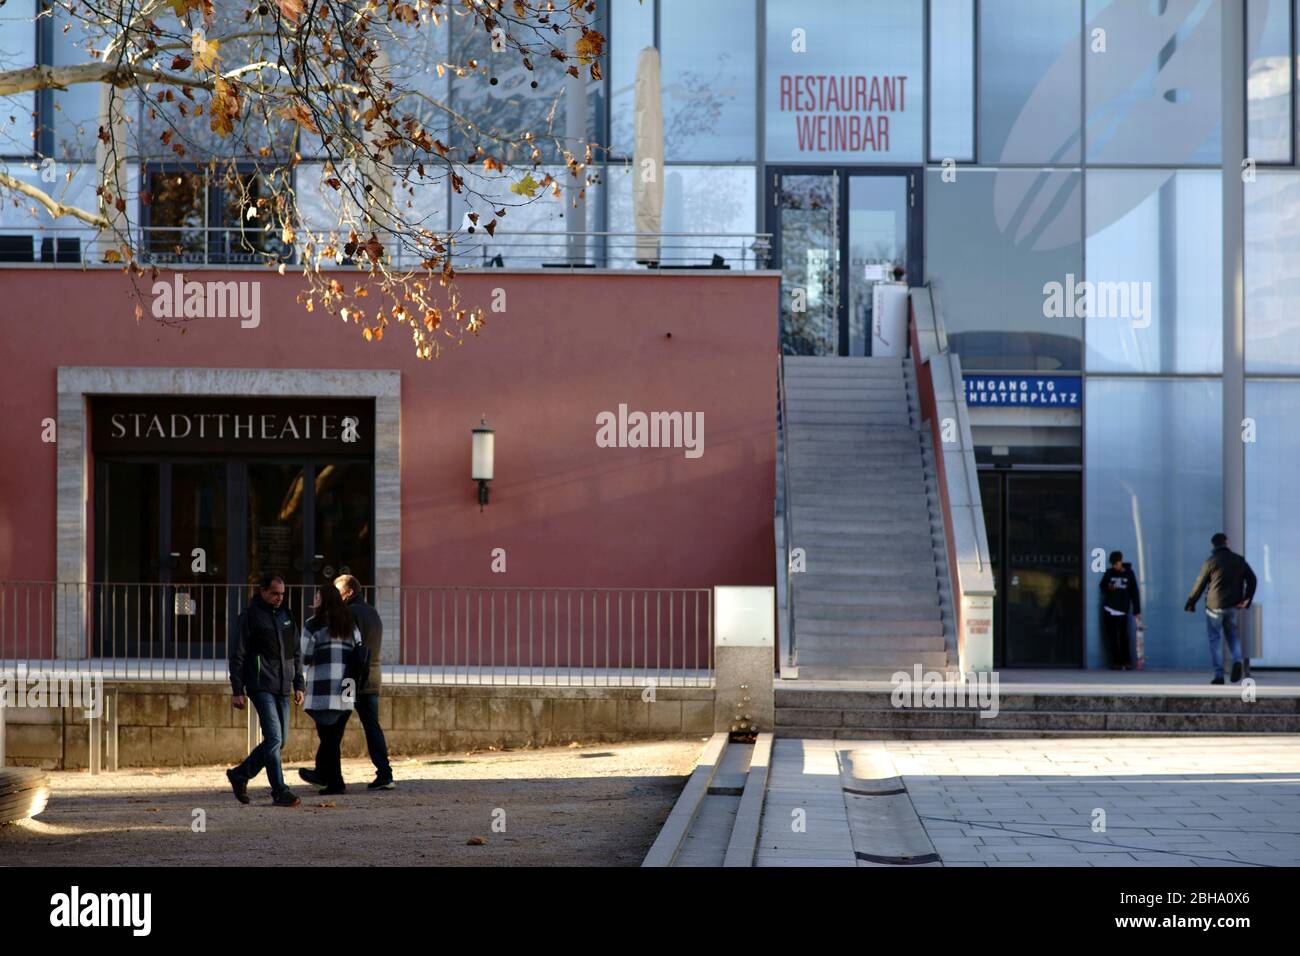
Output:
[0, 225, 773, 272]
[0, 582, 713, 687]
[775, 352, 797, 672]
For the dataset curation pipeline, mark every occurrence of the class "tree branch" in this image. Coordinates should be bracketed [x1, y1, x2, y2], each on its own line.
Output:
[0, 170, 110, 228]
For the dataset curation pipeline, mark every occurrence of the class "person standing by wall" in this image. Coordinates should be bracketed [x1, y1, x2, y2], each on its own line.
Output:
[1100, 551, 1141, 671]
[227, 572, 304, 808]
[301, 584, 360, 795]
[1185, 533, 1258, 685]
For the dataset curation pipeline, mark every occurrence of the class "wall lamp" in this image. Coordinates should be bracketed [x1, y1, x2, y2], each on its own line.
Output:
[471, 416, 495, 511]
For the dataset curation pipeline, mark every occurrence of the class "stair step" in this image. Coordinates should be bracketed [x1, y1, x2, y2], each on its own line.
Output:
[796, 603, 942, 622]
[795, 588, 939, 607]
[793, 617, 944, 636]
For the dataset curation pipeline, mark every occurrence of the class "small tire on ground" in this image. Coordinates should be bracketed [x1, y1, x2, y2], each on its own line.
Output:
[0, 767, 51, 823]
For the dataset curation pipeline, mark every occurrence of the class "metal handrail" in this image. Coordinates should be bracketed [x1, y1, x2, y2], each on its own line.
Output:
[0, 224, 774, 271]
[776, 352, 797, 670]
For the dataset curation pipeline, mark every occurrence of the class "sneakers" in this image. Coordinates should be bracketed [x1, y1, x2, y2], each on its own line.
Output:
[1231, 661, 1243, 683]
[1210, 676, 1225, 685]
[272, 789, 302, 808]
[298, 767, 324, 786]
[317, 783, 347, 796]
[367, 774, 396, 791]
[226, 768, 249, 804]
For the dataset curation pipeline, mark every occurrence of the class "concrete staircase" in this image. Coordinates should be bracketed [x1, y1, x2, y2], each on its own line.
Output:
[775, 688, 1300, 738]
[782, 356, 954, 678]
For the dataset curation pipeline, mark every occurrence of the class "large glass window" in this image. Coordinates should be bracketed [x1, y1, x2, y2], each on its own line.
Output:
[929, 0, 975, 163]
[1245, 171, 1300, 372]
[607, 163, 756, 267]
[1247, 0, 1293, 164]
[1084, 0, 1222, 165]
[925, 167, 1083, 370]
[1084, 378, 1222, 669]
[660, 0, 756, 162]
[1085, 170, 1221, 373]
[50, 6, 101, 162]
[0, 0, 35, 157]
[765, 0, 923, 164]
[979, 0, 1082, 164]
[608, 0, 655, 159]
[1245, 381, 1300, 666]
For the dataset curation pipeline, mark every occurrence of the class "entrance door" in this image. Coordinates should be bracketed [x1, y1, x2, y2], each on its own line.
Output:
[769, 167, 921, 356]
[979, 470, 1083, 667]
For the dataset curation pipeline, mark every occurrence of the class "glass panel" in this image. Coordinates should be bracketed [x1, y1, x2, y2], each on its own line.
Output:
[847, 174, 908, 356]
[451, 164, 602, 266]
[660, 0, 756, 161]
[169, 463, 229, 649]
[777, 172, 837, 355]
[1084, 378, 1222, 669]
[929, 0, 975, 162]
[1004, 474, 1082, 667]
[979, 0, 1082, 164]
[1085, 169, 1222, 373]
[314, 462, 374, 588]
[1084, 0, 1221, 165]
[50, 5, 100, 162]
[765, 0, 923, 163]
[609, 0, 656, 159]
[247, 463, 307, 589]
[925, 167, 1083, 370]
[1247, 0, 1292, 164]
[101, 461, 161, 583]
[1245, 171, 1300, 372]
[1245, 381, 1300, 666]
[978, 471, 1003, 665]
[605, 163, 756, 267]
[0, 0, 35, 156]
[147, 170, 206, 263]
[213, 170, 289, 264]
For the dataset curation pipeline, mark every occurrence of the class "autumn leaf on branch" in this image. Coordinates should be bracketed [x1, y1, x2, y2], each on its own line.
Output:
[510, 173, 540, 198]
[209, 78, 241, 137]
[190, 31, 221, 73]
[280, 102, 320, 135]
[277, 0, 306, 23]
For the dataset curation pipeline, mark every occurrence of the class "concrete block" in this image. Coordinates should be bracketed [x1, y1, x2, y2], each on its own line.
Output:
[553, 699, 584, 733]
[183, 726, 221, 764]
[1, 705, 62, 725]
[489, 697, 526, 731]
[391, 695, 424, 730]
[213, 728, 247, 763]
[119, 725, 152, 765]
[583, 698, 618, 732]
[384, 729, 443, 755]
[455, 696, 491, 730]
[62, 725, 89, 769]
[682, 700, 714, 735]
[618, 699, 651, 733]
[647, 700, 683, 734]
[120, 692, 168, 727]
[714, 644, 775, 733]
[168, 694, 202, 727]
[150, 726, 185, 766]
[6, 723, 63, 759]
[423, 696, 455, 730]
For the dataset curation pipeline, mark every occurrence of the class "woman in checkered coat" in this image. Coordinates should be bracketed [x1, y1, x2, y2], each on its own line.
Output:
[301, 585, 361, 794]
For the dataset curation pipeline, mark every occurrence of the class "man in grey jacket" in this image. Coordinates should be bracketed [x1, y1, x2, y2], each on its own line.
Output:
[1185, 533, 1258, 685]
[335, 575, 392, 789]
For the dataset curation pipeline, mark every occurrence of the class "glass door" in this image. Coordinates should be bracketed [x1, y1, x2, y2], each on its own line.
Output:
[770, 167, 920, 356]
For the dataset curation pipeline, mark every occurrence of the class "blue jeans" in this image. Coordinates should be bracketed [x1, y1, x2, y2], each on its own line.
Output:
[355, 693, 391, 777]
[234, 691, 291, 794]
[1206, 607, 1242, 680]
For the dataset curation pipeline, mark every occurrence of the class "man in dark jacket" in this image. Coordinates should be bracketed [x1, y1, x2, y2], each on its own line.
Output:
[335, 575, 392, 789]
[226, 573, 304, 807]
[1099, 551, 1141, 670]
[1185, 533, 1258, 685]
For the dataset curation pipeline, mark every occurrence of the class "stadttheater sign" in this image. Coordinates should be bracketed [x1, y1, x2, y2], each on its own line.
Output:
[91, 396, 375, 456]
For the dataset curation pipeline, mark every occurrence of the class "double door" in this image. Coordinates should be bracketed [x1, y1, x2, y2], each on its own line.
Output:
[93, 458, 373, 657]
[768, 167, 922, 356]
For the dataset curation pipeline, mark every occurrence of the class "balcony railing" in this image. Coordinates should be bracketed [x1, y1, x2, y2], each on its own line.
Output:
[0, 225, 772, 272]
[0, 581, 714, 687]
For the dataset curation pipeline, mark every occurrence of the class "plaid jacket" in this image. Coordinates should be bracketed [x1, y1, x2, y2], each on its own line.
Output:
[301, 622, 362, 712]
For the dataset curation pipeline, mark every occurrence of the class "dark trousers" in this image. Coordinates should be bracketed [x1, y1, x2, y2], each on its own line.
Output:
[355, 692, 391, 777]
[313, 711, 352, 788]
[1103, 612, 1131, 667]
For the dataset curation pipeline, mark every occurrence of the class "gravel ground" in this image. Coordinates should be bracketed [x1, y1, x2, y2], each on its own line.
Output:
[0, 740, 704, 866]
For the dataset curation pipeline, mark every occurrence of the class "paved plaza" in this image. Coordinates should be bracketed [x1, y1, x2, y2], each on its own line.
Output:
[757, 736, 1300, 867]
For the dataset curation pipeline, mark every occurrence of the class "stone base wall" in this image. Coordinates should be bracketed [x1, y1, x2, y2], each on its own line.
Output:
[1, 682, 716, 770]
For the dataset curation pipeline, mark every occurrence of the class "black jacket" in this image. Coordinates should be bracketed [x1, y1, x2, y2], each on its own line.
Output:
[347, 597, 383, 691]
[1100, 565, 1141, 615]
[229, 595, 304, 697]
[1186, 546, 1258, 612]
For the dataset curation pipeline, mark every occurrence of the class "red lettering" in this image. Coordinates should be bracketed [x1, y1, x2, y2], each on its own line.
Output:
[878, 115, 890, 152]
[854, 75, 867, 111]
[882, 76, 896, 112]
[780, 74, 791, 111]
[896, 75, 906, 111]
[868, 76, 882, 112]
[795, 115, 817, 150]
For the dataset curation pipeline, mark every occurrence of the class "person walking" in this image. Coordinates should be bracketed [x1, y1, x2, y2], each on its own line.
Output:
[227, 573, 304, 808]
[334, 575, 393, 790]
[1099, 551, 1141, 670]
[1185, 533, 1258, 685]
[300, 584, 361, 795]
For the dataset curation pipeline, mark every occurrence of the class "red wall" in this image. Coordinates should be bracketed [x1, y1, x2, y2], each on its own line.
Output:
[0, 269, 778, 593]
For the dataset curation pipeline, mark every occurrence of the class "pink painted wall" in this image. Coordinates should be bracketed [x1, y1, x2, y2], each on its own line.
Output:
[0, 269, 778, 601]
